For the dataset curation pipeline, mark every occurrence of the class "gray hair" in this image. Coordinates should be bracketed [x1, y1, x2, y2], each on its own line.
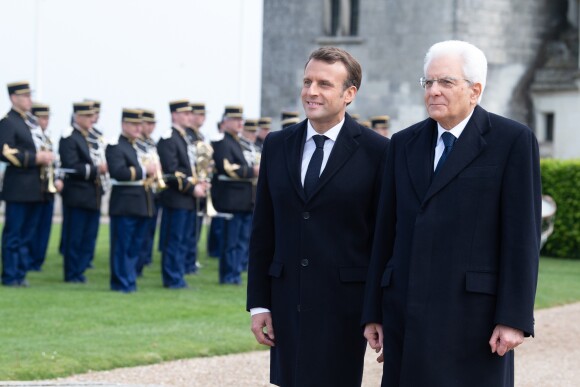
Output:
[423, 40, 488, 102]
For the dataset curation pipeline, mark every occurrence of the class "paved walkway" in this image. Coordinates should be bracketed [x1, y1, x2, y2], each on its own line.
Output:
[12, 302, 580, 387]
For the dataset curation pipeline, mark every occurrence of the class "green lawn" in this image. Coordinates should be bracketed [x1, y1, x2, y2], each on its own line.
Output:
[0, 222, 262, 380]
[0, 222, 578, 380]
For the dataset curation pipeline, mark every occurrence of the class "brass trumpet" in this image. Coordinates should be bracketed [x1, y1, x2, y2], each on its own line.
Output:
[195, 141, 217, 217]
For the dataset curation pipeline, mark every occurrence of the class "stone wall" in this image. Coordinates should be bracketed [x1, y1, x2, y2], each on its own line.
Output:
[261, 0, 568, 132]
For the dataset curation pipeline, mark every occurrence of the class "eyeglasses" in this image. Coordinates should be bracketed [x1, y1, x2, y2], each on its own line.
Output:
[419, 77, 473, 89]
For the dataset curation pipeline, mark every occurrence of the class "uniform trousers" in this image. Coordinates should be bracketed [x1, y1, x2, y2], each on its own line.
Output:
[207, 217, 224, 258]
[110, 215, 148, 292]
[29, 200, 54, 271]
[219, 212, 252, 284]
[184, 210, 198, 274]
[62, 206, 100, 282]
[160, 207, 189, 288]
[238, 213, 253, 272]
[137, 201, 158, 276]
[1, 202, 42, 285]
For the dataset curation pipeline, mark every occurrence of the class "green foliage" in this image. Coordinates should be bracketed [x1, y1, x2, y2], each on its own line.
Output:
[0, 223, 263, 380]
[540, 159, 580, 259]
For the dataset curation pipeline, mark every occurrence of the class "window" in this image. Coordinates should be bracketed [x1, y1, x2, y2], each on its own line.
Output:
[545, 112, 554, 142]
[324, 0, 359, 36]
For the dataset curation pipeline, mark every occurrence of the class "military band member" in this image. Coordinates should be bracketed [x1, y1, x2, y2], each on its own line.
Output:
[59, 102, 105, 283]
[157, 100, 208, 289]
[106, 109, 156, 293]
[370, 114, 391, 138]
[85, 99, 109, 268]
[0, 81, 54, 287]
[183, 102, 206, 274]
[255, 117, 272, 151]
[211, 105, 257, 285]
[135, 109, 159, 276]
[238, 119, 261, 272]
[29, 103, 63, 272]
[207, 118, 226, 259]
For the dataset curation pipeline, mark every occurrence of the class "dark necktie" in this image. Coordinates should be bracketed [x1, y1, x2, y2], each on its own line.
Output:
[434, 132, 456, 175]
[303, 135, 327, 198]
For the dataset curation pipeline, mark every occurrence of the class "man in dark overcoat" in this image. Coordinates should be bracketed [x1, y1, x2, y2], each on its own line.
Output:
[362, 40, 542, 387]
[247, 47, 389, 387]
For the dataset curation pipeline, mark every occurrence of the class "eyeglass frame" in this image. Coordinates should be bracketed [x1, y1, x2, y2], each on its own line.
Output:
[419, 76, 474, 89]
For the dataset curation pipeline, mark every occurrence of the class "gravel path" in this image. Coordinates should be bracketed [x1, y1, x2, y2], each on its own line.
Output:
[47, 302, 580, 387]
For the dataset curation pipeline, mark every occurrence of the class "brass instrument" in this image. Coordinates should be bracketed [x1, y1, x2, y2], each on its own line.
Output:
[27, 113, 57, 193]
[136, 139, 167, 192]
[195, 141, 217, 217]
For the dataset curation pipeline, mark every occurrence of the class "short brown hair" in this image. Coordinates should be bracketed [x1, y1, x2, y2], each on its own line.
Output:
[306, 47, 362, 92]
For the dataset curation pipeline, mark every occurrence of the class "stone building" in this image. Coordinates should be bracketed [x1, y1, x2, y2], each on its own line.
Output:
[261, 0, 579, 158]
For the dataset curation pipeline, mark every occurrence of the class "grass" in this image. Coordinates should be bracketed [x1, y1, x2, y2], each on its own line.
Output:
[0, 222, 579, 380]
[0, 222, 262, 380]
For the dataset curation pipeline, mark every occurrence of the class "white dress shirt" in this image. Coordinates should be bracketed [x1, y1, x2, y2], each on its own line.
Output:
[250, 117, 345, 317]
[433, 110, 474, 170]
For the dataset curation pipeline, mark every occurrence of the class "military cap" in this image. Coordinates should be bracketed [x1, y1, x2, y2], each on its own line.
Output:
[31, 103, 50, 117]
[281, 110, 300, 120]
[281, 117, 300, 129]
[190, 102, 206, 114]
[370, 115, 390, 129]
[73, 102, 97, 115]
[244, 119, 259, 132]
[169, 99, 192, 113]
[7, 81, 31, 95]
[223, 105, 243, 119]
[141, 109, 156, 123]
[122, 108, 143, 123]
[258, 117, 272, 129]
[84, 99, 101, 112]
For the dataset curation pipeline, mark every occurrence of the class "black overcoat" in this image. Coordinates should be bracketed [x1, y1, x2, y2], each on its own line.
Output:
[362, 105, 542, 387]
[247, 114, 389, 387]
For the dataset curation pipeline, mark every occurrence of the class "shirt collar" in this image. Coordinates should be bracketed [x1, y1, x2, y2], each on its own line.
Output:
[437, 109, 474, 142]
[306, 117, 344, 143]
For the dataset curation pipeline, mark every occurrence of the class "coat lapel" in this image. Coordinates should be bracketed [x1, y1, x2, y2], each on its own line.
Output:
[284, 121, 308, 202]
[308, 115, 360, 201]
[405, 119, 436, 203]
[422, 105, 490, 206]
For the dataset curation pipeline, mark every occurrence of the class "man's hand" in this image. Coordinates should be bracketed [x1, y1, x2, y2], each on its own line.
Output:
[364, 323, 384, 363]
[35, 150, 54, 166]
[193, 181, 210, 198]
[251, 312, 275, 347]
[489, 324, 524, 356]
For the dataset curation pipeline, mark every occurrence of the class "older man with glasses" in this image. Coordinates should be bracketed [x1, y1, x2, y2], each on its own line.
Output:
[363, 40, 541, 387]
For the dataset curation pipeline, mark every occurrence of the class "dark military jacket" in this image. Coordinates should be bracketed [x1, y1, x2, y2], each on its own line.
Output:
[106, 135, 154, 217]
[157, 127, 197, 210]
[0, 109, 43, 202]
[59, 127, 103, 210]
[211, 131, 255, 213]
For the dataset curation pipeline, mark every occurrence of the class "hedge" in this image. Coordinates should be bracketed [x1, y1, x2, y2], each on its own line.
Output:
[540, 159, 580, 259]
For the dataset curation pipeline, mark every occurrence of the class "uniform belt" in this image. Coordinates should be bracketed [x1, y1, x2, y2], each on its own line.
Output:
[217, 175, 253, 182]
[111, 179, 145, 186]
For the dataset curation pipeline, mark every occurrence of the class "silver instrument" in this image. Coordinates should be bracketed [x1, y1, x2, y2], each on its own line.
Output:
[86, 127, 111, 192]
[27, 113, 57, 193]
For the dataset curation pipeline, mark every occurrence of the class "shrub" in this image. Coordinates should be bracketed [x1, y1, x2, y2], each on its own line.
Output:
[540, 159, 580, 259]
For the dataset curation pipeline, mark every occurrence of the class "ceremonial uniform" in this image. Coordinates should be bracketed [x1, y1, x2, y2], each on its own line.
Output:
[184, 124, 203, 274]
[135, 109, 160, 276]
[0, 82, 44, 286]
[107, 109, 154, 292]
[157, 100, 197, 289]
[59, 102, 103, 283]
[29, 103, 57, 272]
[211, 106, 255, 284]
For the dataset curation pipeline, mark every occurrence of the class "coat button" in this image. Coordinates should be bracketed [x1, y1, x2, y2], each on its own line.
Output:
[301, 259, 309, 267]
[302, 212, 310, 219]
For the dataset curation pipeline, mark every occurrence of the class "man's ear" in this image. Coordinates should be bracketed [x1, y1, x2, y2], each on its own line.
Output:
[471, 82, 482, 104]
[344, 86, 357, 104]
